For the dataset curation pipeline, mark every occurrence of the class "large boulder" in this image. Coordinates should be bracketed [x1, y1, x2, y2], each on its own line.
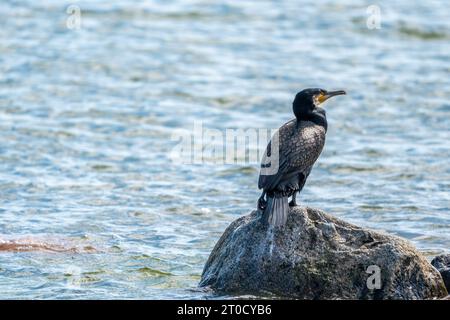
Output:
[200, 207, 448, 299]
[431, 254, 450, 293]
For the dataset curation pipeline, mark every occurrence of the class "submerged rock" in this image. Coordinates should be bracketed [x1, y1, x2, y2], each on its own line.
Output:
[200, 207, 448, 299]
[431, 254, 450, 292]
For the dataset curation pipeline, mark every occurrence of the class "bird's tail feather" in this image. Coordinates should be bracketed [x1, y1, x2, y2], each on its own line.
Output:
[262, 196, 289, 227]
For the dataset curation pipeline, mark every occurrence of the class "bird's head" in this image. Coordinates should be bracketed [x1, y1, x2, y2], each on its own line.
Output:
[293, 88, 346, 120]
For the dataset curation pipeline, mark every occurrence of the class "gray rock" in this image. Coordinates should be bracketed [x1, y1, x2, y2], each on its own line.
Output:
[200, 207, 448, 299]
[431, 254, 450, 292]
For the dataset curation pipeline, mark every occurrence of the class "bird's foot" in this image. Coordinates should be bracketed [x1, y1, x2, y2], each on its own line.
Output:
[289, 200, 298, 207]
[257, 197, 267, 211]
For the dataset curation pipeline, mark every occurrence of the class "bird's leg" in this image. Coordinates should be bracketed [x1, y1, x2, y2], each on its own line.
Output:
[257, 191, 267, 210]
[289, 192, 298, 207]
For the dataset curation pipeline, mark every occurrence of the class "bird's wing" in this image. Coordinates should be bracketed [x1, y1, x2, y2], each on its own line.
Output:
[258, 120, 295, 190]
[258, 139, 289, 190]
[258, 120, 325, 192]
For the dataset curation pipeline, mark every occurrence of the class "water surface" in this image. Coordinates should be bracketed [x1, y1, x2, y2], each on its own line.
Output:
[0, 0, 449, 299]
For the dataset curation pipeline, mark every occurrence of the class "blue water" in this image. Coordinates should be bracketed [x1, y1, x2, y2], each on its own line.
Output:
[0, 0, 449, 299]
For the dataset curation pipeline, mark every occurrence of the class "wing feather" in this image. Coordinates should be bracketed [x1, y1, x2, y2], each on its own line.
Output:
[258, 119, 325, 192]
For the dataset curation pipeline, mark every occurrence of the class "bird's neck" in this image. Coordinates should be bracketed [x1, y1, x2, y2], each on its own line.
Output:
[297, 109, 328, 131]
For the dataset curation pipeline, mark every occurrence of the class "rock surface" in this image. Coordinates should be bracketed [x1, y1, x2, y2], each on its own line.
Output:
[431, 254, 450, 293]
[200, 207, 448, 299]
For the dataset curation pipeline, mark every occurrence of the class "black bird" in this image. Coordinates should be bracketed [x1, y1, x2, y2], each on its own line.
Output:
[258, 88, 346, 226]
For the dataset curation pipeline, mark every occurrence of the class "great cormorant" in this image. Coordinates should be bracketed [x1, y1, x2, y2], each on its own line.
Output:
[258, 88, 346, 226]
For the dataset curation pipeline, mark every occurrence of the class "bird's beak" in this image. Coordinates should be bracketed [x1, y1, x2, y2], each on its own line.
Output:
[318, 90, 346, 103]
